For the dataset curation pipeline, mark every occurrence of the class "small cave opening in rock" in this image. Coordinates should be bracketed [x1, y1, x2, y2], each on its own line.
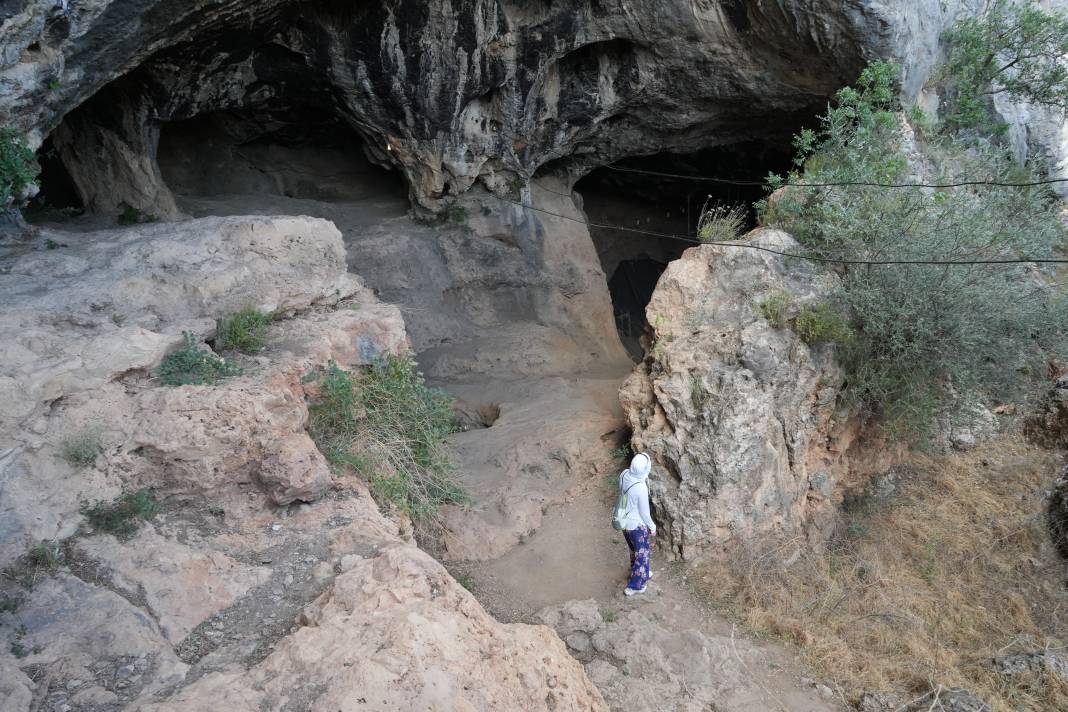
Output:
[157, 108, 408, 215]
[577, 141, 795, 360]
[24, 136, 84, 221]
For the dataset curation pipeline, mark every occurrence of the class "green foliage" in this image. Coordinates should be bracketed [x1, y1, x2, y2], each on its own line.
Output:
[762, 60, 1068, 436]
[445, 203, 468, 225]
[697, 202, 747, 243]
[217, 308, 270, 353]
[117, 203, 158, 225]
[60, 428, 102, 468]
[794, 303, 853, 345]
[308, 355, 467, 520]
[759, 290, 795, 328]
[157, 331, 242, 386]
[80, 489, 160, 539]
[942, 0, 1068, 130]
[0, 128, 37, 208]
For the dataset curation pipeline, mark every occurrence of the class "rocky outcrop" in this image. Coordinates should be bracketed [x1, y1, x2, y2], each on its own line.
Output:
[1, 0, 1012, 215]
[139, 547, 606, 712]
[538, 598, 835, 712]
[620, 229, 892, 559]
[0, 213, 604, 710]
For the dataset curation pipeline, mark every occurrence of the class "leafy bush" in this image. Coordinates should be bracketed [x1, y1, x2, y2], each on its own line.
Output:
[942, 0, 1068, 131]
[793, 303, 853, 345]
[217, 308, 270, 353]
[761, 61, 1068, 436]
[308, 354, 466, 520]
[117, 203, 158, 225]
[759, 290, 794, 328]
[60, 428, 102, 468]
[80, 489, 160, 539]
[697, 202, 747, 243]
[0, 128, 36, 208]
[157, 331, 242, 386]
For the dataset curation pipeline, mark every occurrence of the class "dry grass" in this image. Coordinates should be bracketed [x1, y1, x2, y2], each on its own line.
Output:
[698, 435, 1068, 710]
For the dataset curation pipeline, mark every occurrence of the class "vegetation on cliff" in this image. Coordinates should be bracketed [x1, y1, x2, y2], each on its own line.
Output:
[309, 355, 466, 521]
[761, 54, 1068, 438]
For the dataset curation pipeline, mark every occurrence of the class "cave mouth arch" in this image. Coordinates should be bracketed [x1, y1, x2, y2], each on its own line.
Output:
[576, 141, 796, 360]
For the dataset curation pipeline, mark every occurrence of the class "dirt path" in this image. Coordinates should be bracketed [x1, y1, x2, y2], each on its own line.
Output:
[445, 387, 845, 712]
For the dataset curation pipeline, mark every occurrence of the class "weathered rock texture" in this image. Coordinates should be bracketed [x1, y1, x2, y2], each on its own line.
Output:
[1, 0, 1022, 215]
[0, 213, 604, 711]
[620, 230, 892, 559]
[538, 598, 835, 712]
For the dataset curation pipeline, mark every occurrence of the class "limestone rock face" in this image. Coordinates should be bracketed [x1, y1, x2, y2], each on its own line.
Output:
[0, 0, 1006, 214]
[538, 598, 833, 712]
[619, 230, 887, 559]
[0, 211, 601, 710]
[139, 546, 607, 712]
[0, 214, 358, 432]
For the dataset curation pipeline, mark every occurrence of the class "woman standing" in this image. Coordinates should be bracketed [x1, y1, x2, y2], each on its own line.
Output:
[618, 452, 656, 596]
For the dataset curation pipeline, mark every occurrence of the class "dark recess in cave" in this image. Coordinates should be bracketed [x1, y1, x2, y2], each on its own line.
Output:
[25, 136, 83, 216]
[577, 140, 796, 360]
[157, 108, 407, 205]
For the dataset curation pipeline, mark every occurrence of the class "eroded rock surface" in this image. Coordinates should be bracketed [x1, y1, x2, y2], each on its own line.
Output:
[620, 230, 892, 559]
[539, 598, 834, 712]
[1, 0, 1018, 214]
[0, 213, 603, 710]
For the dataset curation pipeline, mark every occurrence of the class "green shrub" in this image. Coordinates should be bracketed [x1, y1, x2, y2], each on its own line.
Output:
[157, 331, 242, 386]
[0, 128, 37, 208]
[308, 355, 466, 520]
[60, 428, 102, 468]
[762, 60, 1068, 436]
[445, 203, 467, 225]
[759, 290, 794, 328]
[80, 488, 160, 539]
[217, 308, 270, 353]
[697, 203, 747, 243]
[117, 203, 158, 225]
[942, 0, 1068, 131]
[793, 303, 853, 344]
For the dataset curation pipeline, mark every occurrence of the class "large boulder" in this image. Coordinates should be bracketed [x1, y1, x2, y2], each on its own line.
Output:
[620, 229, 891, 559]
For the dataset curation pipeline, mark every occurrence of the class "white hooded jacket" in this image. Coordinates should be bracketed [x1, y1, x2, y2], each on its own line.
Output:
[618, 452, 656, 534]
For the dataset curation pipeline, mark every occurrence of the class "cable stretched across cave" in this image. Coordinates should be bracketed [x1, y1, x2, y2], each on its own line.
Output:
[495, 193, 1068, 266]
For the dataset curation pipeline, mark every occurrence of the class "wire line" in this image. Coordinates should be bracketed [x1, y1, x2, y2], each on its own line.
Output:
[494, 194, 1068, 266]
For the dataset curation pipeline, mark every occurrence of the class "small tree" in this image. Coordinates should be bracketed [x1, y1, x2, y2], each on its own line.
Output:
[761, 61, 1068, 437]
[0, 128, 36, 209]
[942, 0, 1068, 130]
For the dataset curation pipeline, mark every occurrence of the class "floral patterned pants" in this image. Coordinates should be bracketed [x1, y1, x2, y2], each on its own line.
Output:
[623, 525, 651, 590]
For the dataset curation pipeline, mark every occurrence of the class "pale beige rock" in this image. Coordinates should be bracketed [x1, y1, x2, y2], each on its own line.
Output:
[620, 229, 889, 559]
[6, 574, 188, 696]
[138, 545, 607, 712]
[539, 599, 835, 712]
[0, 652, 33, 712]
[77, 527, 271, 644]
[0, 215, 360, 432]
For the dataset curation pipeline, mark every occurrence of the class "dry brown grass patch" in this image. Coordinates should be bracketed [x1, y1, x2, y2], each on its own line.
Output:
[697, 435, 1068, 710]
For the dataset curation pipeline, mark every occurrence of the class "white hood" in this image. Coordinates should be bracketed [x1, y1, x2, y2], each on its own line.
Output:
[621, 452, 651, 490]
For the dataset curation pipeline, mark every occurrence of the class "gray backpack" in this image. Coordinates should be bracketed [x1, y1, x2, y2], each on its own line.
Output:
[612, 479, 638, 531]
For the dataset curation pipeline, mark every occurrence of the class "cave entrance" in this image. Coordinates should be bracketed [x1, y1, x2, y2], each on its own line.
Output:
[577, 141, 794, 360]
[157, 108, 407, 211]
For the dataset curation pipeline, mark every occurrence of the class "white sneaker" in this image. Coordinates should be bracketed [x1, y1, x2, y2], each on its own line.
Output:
[624, 585, 647, 596]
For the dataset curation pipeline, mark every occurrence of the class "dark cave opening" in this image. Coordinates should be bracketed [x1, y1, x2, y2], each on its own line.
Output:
[157, 108, 407, 205]
[577, 141, 796, 360]
[25, 136, 84, 219]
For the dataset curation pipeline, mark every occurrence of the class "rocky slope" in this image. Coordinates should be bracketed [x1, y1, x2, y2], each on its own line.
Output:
[0, 215, 604, 711]
[1, 0, 1029, 216]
